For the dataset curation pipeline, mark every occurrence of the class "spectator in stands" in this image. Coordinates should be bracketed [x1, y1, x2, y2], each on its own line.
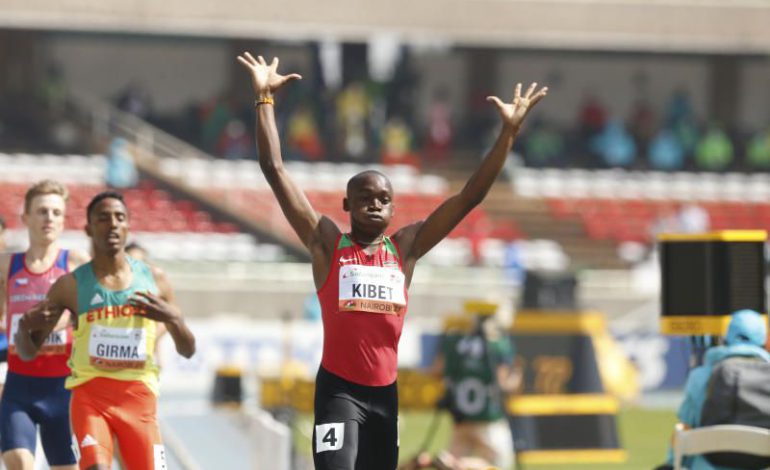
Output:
[657, 310, 770, 470]
[673, 119, 699, 162]
[381, 117, 420, 167]
[336, 82, 371, 161]
[105, 137, 139, 189]
[577, 92, 607, 140]
[201, 95, 234, 154]
[747, 128, 770, 170]
[287, 105, 324, 161]
[424, 87, 454, 166]
[591, 119, 637, 168]
[649, 128, 686, 171]
[38, 64, 67, 115]
[116, 80, 152, 119]
[627, 98, 656, 151]
[695, 124, 734, 171]
[524, 117, 565, 167]
[665, 89, 694, 128]
[217, 119, 253, 159]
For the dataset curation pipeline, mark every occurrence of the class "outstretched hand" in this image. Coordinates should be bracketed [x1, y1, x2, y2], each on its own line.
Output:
[22, 300, 63, 332]
[129, 291, 181, 325]
[487, 82, 548, 131]
[236, 52, 302, 96]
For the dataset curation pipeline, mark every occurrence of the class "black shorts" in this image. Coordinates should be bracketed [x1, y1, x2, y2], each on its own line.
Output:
[313, 366, 398, 470]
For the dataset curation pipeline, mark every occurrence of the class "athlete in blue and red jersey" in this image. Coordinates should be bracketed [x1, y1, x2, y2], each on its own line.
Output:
[0, 180, 89, 470]
[239, 53, 547, 470]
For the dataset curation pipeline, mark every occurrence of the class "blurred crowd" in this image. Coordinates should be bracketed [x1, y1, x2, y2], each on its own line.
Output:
[121, 75, 770, 173]
[522, 90, 770, 172]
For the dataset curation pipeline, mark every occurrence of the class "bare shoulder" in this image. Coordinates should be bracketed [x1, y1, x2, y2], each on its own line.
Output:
[391, 221, 424, 256]
[67, 249, 91, 270]
[147, 263, 175, 300]
[50, 273, 78, 311]
[147, 263, 169, 284]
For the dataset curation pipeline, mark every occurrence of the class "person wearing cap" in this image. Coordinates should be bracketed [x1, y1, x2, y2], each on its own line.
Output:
[662, 309, 770, 470]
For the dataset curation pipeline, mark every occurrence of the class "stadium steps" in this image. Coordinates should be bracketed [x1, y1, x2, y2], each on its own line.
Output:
[445, 180, 625, 269]
[134, 156, 310, 262]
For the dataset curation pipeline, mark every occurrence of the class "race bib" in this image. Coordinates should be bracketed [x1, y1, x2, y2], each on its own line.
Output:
[9, 313, 68, 355]
[88, 325, 147, 370]
[338, 265, 406, 315]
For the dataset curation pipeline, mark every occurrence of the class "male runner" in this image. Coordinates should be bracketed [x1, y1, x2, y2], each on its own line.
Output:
[238, 52, 547, 470]
[16, 191, 196, 470]
[0, 180, 89, 470]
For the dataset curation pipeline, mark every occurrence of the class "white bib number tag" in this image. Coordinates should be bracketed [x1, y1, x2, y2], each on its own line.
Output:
[88, 325, 147, 370]
[9, 313, 68, 355]
[338, 265, 406, 315]
[315, 422, 344, 453]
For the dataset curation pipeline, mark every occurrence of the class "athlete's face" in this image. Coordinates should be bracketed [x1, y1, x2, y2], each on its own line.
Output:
[22, 194, 66, 245]
[86, 198, 129, 255]
[344, 174, 394, 233]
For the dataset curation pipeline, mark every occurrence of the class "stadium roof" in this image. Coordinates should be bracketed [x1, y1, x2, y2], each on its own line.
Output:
[2, 0, 770, 54]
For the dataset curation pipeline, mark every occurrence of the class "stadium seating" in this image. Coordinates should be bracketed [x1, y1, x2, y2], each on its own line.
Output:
[1, 153, 572, 268]
[0, 153, 283, 262]
[515, 168, 770, 243]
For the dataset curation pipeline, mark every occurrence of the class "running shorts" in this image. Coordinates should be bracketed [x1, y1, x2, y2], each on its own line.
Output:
[313, 366, 398, 470]
[0, 372, 76, 465]
[70, 377, 166, 470]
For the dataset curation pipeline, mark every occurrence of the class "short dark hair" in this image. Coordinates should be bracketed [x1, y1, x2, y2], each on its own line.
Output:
[86, 191, 127, 222]
[346, 170, 392, 196]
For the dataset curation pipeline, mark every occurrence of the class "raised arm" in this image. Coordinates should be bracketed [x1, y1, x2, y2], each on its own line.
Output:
[15, 274, 75, 361]
[394, 82, 547, 269]
[129, 266, 195, 359]
[237, 53, 340, 252]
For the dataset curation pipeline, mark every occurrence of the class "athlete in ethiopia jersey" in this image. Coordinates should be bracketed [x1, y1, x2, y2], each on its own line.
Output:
[15, 192, 196, 470]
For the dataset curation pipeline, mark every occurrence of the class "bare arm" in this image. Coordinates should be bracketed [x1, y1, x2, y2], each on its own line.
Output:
[15, 274, 75, 361]
[394, 83, 547, 273]
[129, 266, 195, 359]
[497, 362, 523, 394]
[238, 53, 340, 248]
[238, 53, 340, 287]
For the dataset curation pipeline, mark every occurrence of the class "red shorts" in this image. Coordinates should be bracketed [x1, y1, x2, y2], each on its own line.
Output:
[70, 377, 166, 470]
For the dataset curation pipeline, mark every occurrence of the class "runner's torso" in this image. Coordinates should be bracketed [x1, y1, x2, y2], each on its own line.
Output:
[5, 250, 72, 377]
[318, 234, 408, 386]
[66, 257, 160, 394]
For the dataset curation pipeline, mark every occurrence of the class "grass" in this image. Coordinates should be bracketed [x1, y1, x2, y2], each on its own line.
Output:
[291, 406, 678, 469]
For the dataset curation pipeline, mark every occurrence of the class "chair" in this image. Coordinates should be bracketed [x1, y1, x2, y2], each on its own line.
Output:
[673, 422, 770, 470]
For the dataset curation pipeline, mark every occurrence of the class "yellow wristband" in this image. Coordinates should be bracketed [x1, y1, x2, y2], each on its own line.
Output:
[255, 96, 274, 106]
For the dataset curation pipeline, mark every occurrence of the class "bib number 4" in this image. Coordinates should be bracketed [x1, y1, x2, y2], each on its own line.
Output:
[315, 422, 344, 453]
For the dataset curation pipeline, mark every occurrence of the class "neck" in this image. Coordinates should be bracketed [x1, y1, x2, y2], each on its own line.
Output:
[92, 251, 128, 275]
[350, 231, 384, 246]
[25, 240, 59, 262]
